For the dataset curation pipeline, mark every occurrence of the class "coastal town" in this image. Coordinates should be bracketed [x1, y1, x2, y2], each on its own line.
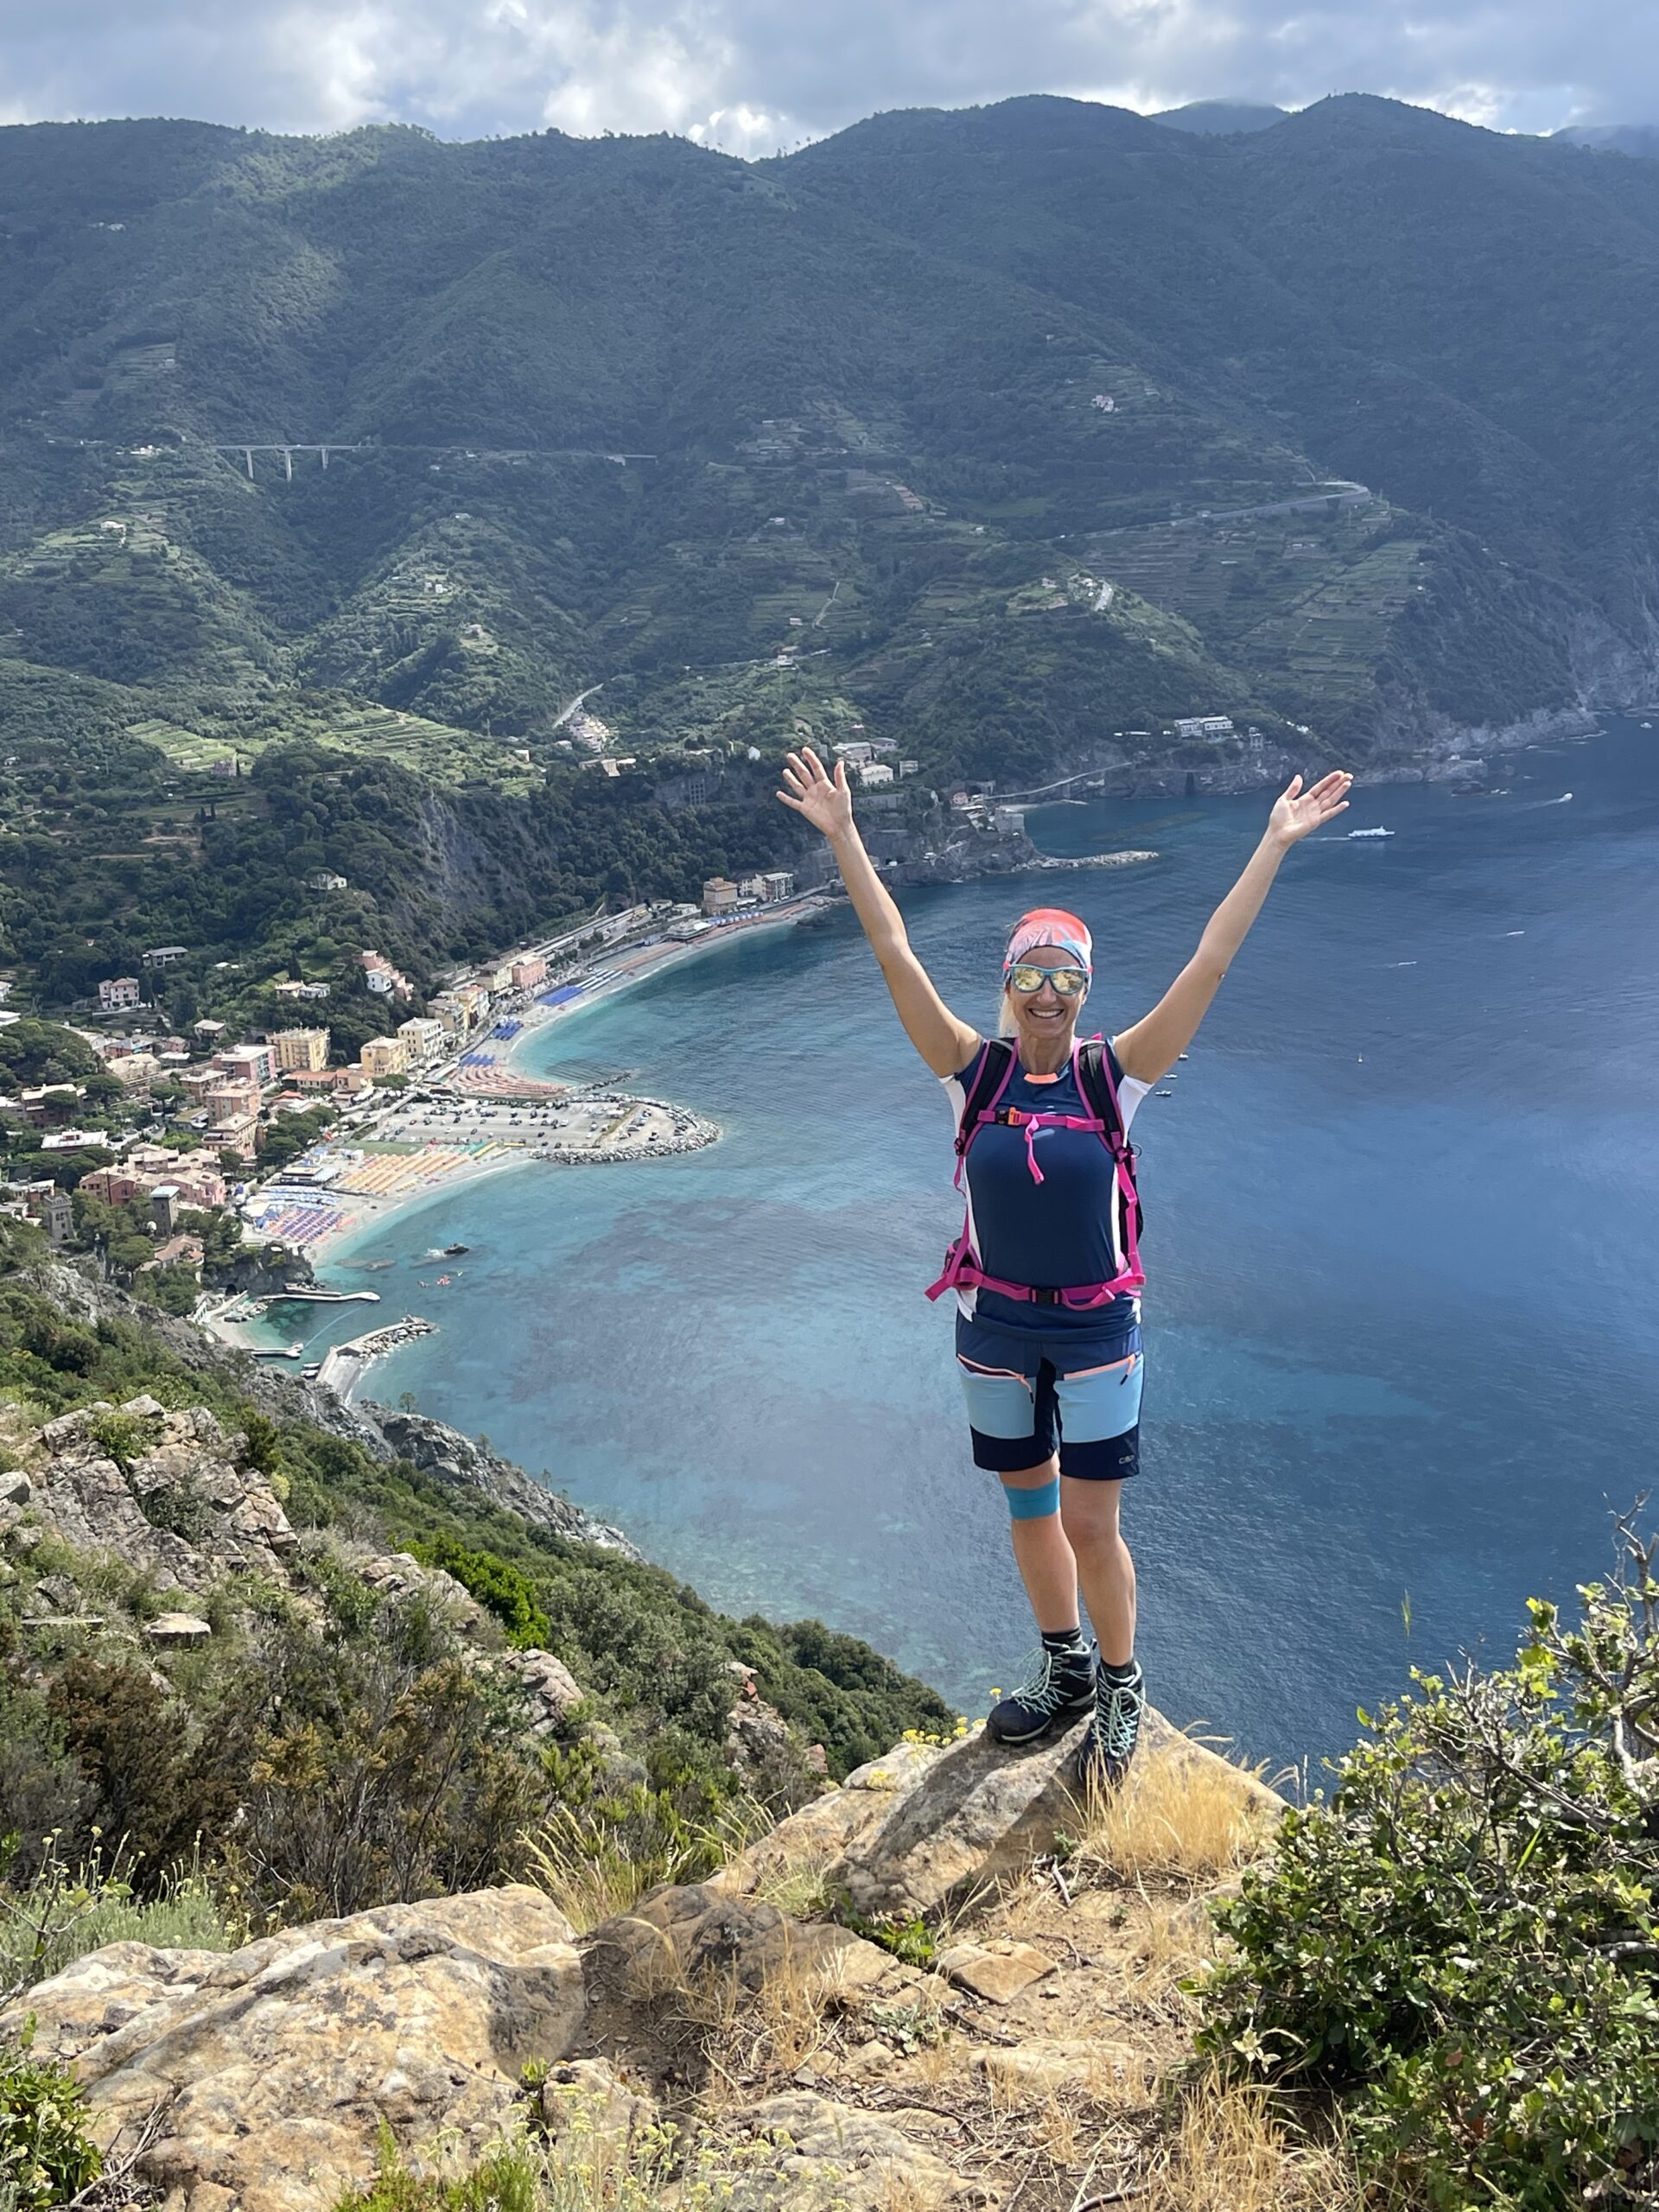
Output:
[0, 868, 823, 1354]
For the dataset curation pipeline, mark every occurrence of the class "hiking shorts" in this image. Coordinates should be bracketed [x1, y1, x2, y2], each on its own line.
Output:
[956, 1333, 1143, 1482]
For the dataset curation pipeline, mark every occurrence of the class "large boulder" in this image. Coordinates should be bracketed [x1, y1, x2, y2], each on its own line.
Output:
[0, 1880, 918, 2210]
[0, 1887, 585, 2212]
[719, 1711, 1281, 1921]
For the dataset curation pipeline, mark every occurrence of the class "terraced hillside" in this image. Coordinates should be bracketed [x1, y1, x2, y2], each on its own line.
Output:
[0, 97, 1657, 1001]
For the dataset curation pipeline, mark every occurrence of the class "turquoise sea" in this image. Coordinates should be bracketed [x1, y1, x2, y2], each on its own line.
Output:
[266, 719, 1659, 1770]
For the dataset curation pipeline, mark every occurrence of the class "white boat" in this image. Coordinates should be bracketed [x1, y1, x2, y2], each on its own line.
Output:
[1347, 826, 1395, 840]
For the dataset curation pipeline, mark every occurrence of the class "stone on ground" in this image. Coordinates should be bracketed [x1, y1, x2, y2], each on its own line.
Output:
[934, 1937, 1053, 2003]
[143, 1611, 213, 1646]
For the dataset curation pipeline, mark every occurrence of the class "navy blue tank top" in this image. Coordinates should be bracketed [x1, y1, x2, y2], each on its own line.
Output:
[943, 1042, 1150, 1363]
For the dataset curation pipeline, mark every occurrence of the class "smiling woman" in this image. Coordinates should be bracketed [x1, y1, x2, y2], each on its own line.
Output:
[777, 743, 1351, 1796]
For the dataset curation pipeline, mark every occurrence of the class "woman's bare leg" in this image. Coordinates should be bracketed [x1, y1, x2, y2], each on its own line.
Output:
[1000, 1457, 1081, 1633]
[1058, 1477, 1135, 1666]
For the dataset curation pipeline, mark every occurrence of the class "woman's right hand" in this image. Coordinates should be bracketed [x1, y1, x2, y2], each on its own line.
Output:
[777, 747, 854, 841]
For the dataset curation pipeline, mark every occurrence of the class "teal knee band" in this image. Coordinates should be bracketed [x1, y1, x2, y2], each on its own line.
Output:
[1004, 1476, 1061, 1522]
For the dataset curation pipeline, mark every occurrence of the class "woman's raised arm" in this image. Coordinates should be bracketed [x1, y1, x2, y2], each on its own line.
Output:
[1114, 771, 1352, 1084]
[779, 747, 979, 1079]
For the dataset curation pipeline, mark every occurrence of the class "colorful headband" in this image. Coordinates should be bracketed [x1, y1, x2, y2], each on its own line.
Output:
[1004, 907, 1093, 976]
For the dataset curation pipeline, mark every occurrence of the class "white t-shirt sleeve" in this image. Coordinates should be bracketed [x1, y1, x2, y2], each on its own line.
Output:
[1117, 1072, 1152, 1133]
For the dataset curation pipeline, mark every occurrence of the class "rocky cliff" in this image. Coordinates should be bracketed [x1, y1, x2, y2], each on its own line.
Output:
[1, 1704, 1280, 2212]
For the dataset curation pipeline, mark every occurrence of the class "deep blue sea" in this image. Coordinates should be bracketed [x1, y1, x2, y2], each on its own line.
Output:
[273, 719, 1659, 1772]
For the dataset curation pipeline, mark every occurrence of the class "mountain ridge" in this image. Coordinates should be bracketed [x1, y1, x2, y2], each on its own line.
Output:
[3, 96, 1659, 1005]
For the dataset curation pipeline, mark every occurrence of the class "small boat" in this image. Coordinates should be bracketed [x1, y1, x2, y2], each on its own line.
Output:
[1178, 1052, 1189, 1060]
[442, 1243, 470, 1256]
[301, 1362, 322, 1379]
[1347, 827, 1395, 840]
[1155, 1088, 1175, 1097]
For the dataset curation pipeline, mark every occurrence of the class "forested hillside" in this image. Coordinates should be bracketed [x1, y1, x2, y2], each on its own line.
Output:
[2, 95, 1657, 1002]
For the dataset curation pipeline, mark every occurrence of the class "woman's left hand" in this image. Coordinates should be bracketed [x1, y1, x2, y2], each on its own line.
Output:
[1268, 770, 1353, 845]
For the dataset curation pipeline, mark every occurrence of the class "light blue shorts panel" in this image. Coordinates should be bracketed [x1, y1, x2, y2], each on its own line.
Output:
[1053, 1351, 1144, 1443]
[956, 1363, 1040, 1440]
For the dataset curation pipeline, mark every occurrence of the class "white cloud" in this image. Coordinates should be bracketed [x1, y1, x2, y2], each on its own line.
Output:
[0, 0, 1652, 149]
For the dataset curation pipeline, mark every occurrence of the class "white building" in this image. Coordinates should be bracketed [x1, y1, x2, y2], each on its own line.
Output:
[858, 761, 895, 787]
[1173, 715, 1236, 742]
[397, 1017, 447, 1064]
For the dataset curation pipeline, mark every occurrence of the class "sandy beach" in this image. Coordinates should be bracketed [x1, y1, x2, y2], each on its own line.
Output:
[492, 895, 836, 1074]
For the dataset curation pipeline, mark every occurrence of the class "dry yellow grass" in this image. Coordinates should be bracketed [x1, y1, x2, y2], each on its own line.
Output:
[682, 1937, 839, 2098]
[1144, 2072, 1359, 2212]
[873, 2173, 952, 2212]
[518, 1815, 664, 1933]
[1079, 1738, 1280, 1885]
[744, 1843, 838, 1923]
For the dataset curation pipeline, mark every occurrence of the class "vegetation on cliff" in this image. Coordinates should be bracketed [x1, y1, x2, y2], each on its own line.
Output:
[0, 1228, 954, 1947]
[1198, 1509, 1659, 2208]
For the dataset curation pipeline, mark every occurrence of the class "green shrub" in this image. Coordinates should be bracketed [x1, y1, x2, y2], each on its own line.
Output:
[223, 1614, 545, 1922]
[0, 2022, 102, 2210]
[293, 1541, 382, 1637]
[134, 1471, 213, 1543]
[410, 1535, 550, 1649]
[46, 1655, 234, 1891]
[1196, 1510, 1659, 2210]
[834, 1901, 936, 1967]
[86, 1408, 159, 1475]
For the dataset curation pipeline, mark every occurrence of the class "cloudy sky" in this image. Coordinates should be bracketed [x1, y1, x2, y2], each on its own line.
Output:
[0, 0, 1648, 155]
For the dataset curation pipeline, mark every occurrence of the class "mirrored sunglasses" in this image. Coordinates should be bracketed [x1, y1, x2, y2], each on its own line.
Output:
[1007, 963, 1088, 996]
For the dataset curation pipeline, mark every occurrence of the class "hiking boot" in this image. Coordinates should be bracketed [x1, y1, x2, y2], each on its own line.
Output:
[987, 1643, 1098, 1746]
[1073, 1662, 1147, 1797]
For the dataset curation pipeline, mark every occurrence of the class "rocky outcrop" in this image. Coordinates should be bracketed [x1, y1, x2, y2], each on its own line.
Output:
[202, 1246, 318, 1300]
[2, 1882, 913, 2212]
[736, 2093, 969, 2209]
[366, 1409, 639, 1557]
[718, 1708, 1282, 1921]
[2, 1887, 588, 2212]
[12, 1398, 298, 1593]
[3, 1702, 1285, 2212]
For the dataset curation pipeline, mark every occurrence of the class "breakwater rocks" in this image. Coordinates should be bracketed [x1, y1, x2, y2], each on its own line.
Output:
[1033, 848, 1160, 872]
[315, 1314, 435, 1395]
[534, 1094, 720, 1166]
